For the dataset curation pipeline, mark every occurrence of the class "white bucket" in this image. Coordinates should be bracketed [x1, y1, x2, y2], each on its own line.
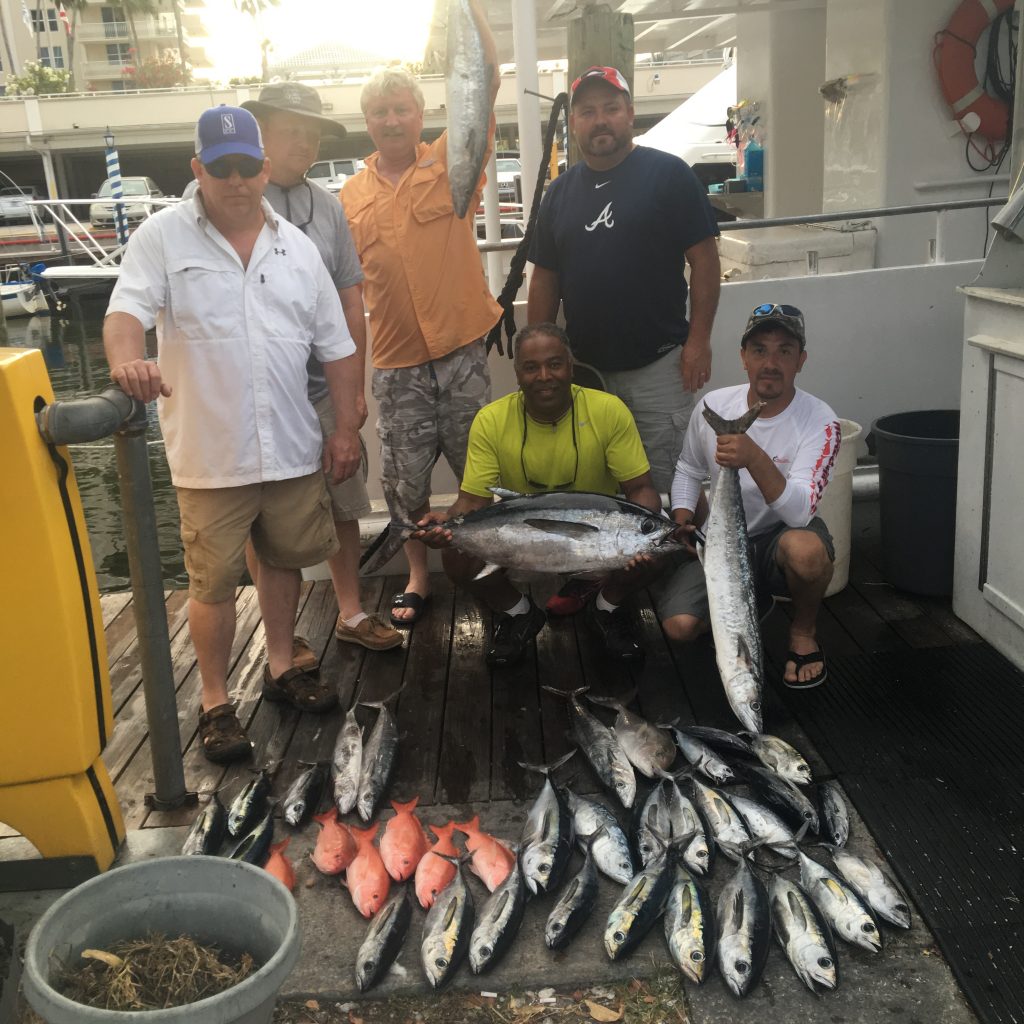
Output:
[817, 419, 862, 596]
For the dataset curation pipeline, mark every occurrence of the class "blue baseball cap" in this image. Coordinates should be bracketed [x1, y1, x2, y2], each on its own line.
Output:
[194, 105, 264, 164]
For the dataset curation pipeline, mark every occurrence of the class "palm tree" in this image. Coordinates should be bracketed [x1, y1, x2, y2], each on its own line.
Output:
[233, 0, 278, 82]
[169, 0, 188, 82]
[119, 0, 158, 70]
[63, 0, 89, 91]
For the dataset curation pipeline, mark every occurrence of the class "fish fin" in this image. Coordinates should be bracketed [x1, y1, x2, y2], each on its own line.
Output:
[349, 824, 378, 843]
[785, 890, 809, 931]
[269, 837, 291, 855]
[391, 796, 420, 815]
[735, 634, 756, 672]
[488, 486, 523, 500]
[430, 821, 457, 842]
[472, 562, 503, 581]
[701, 401, 764, 437]
[523, 517, 601, 537]
[313, 809, 337, 827]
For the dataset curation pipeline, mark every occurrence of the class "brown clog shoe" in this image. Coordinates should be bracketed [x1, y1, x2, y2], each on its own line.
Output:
[262, 665, 338, 713]
[198, 703, 252, 764]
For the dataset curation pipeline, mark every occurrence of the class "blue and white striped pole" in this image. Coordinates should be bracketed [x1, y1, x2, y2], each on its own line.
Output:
[103, 127, 130, 247]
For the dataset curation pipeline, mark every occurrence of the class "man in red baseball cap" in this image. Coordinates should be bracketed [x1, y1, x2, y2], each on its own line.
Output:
[527, 63, 721, 643]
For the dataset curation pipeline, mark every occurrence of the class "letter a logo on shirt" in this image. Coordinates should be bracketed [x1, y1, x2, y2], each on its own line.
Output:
[585, 202, 615, 232]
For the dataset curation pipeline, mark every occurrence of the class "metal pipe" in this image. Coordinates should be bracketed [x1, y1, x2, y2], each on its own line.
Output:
[36, 386, 133, 445]
[36, 388, 192, 811]
[113, 402, 191, 812]
[720, 195, 1008, 232]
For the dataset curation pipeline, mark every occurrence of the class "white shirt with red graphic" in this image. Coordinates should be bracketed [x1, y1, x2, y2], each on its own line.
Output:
[671, 383, 841, 535]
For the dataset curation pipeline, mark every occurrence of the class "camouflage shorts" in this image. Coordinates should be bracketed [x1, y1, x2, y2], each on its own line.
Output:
[372, 339, 491, 514]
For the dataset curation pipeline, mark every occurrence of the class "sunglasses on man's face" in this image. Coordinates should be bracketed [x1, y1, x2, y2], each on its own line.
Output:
[203, 156, 265, 179]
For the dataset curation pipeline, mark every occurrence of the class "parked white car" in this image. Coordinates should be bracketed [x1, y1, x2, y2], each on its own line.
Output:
[307, 158, 365, 193]
[89, 177, 165, 228]
[495, 157, 521, 206]
[0, 185, 43, 224]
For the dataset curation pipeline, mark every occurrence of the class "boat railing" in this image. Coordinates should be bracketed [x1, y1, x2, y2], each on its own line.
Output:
[475, 195, 1010, 268]
[26, 197, 179, 267]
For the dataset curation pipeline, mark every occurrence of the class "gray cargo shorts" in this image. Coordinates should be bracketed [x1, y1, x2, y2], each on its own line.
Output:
[312, 393, 371, 522]
[578, 346, 696, 496]
[652, 517, 835, 623]
[372, 338, 491, 514]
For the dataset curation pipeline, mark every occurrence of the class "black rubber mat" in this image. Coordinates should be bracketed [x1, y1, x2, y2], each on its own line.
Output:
[780, 642, 1024, 1024]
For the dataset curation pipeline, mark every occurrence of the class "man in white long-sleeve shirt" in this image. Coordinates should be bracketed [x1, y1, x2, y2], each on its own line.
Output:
[104, 106, 364, 762]
[653, 302, 840, 689]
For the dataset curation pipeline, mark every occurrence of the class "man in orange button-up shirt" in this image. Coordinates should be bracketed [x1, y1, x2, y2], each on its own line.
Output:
[342, 8, 501, 628]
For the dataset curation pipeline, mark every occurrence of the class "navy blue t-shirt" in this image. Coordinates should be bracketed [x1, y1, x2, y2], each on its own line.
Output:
[529, 145, 719, 372]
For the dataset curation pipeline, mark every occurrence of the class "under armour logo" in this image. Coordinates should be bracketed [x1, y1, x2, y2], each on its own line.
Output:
[274, 247, 287, 255]
[585, 202, 615, 232]
[221, 113, 236, 135]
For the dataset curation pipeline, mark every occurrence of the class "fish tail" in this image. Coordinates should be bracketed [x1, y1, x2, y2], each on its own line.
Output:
[313, 809, 337, 827]
[541, 686, 589, 701]
[350, 824, 378, 843]
[391, 796, 420, 814]
[270, 837, 291, 855]
[701, 401, 763, 437]
[431, 821, 457, 841]
[359, 683, 407, 710]
[453, 813, 480, 835]
[517, 748, 577, 777]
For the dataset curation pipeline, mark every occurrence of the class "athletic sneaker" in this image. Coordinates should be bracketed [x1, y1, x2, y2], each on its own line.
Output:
[487, 600, 547, 667]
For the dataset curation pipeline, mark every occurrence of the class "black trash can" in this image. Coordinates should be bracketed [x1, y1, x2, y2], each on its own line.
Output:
[870, 410, 959, 596]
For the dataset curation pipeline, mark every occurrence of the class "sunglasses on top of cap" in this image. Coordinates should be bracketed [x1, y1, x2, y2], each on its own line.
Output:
[203, 155, 265, 179]
[751, 302, 803, 323]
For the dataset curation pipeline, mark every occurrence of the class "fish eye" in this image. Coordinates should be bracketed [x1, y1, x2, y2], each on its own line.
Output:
[751, 701, 762, 712]
[798, 765, 810, 774]
[818, 957, 833, 969]
[735, 960, 749, 974]
[861, 922, 877, 933]
[362, 958, 375, 970]
[895, 903, 909, 914]
[435, 957, 448, 968]
[613, 931, 626, 943]
[690, 951, 704, 963]
[641, 519, 656, 534]
[480, 946, 491, 957]
[697, 850, 708, 860]
[540, 862, 550, 873]
[550, 922, 562, 933]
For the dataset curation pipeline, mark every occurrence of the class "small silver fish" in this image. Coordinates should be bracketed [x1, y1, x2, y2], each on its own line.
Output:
[420, 854, 474, 989]
[604, 837, 676, 961]
[729, 794, 798, 859]
[356, 686, 404, 822]
[716, 852, 772, 998]
[691, 779, 751, 859]
[563, 789, 635, 884]
[771, 875, 838, 992]
[518, 750, 576, 895]
[545, 832, 601, 951]
[543, 687, 636, 808]
[830, 849, 911, 929]
[469, 859, 527, 973]
[798, 850, 882, 952]
[666, 724, 735, 784]
[664, 864, 717, 985]
[743, 731, 813, 785]
[332, 702, 363, 815]
[355, 888, 412, 993]
[587, 691, 677, 778]
[226, 768, 272, 839]
[182, 793, 226, 856]
[818, 781, 850, 847]
[282, 761, 328, 827]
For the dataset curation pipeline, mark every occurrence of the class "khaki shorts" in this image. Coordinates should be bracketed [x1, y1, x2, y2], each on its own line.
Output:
[177, 472, 339, 603]
[372, 338, 491, 514]
[312, 393, 371, 521]
[652, 517, 835, 623]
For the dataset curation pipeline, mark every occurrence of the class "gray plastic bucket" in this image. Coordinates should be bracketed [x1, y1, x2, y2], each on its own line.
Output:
[22, 856, 299, 1024]
[870, 409, 959, 596]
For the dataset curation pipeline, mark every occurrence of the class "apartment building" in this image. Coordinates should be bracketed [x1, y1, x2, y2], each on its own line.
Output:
[0, 0, 210, 92]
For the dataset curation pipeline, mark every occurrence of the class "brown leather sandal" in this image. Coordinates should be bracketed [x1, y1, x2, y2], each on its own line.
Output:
[291, 635, 318, 671]
[198, 704, 252, 764]
[262, 665, 338, 713]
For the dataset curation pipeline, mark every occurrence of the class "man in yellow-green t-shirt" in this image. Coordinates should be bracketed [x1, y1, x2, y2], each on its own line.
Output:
[415, 323, 663, 668]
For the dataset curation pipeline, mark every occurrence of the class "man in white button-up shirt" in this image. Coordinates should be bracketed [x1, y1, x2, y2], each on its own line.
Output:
[104, 106, 363, 763]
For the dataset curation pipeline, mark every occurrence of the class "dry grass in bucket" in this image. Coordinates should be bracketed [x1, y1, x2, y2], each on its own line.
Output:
[57, 932, 256, 1011]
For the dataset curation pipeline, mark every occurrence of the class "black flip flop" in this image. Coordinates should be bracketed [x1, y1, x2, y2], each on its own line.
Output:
[783, 648, 827, 690]
[390, 591, 429, 628]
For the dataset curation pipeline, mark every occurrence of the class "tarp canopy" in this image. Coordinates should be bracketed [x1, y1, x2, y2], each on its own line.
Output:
[635, 64, 736, 160]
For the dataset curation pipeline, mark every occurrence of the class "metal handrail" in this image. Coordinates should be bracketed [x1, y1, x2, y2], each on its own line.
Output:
[719, 195, 1008, 232]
